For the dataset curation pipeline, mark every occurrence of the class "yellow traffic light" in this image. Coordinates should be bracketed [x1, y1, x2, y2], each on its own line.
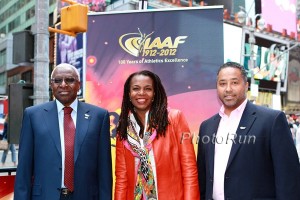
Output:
[61, 4, 88, 33]
[48, 0, 88, 37]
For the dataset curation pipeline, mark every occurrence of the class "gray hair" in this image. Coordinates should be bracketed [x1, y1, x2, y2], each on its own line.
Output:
[51, 63, 80, 81]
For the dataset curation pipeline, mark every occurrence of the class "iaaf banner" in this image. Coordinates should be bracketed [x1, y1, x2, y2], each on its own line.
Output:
[86, 7, 224, 144]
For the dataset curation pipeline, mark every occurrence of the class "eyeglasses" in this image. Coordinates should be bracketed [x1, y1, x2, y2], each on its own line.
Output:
[51, 77, 78, 85]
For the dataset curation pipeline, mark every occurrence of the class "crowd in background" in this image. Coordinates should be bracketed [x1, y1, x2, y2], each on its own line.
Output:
[287, 113, 300, 161]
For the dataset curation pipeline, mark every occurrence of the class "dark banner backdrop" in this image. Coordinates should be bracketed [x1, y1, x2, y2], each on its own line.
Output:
[85, 7, 224, 143]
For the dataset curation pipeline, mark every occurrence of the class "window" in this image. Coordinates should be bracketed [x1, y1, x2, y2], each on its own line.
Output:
[0, 73, 5, 86]
[8, 17, 20, 32]
[0, 50, 6, 67]
[26, 6, 35, 20]
[0, 27, 6, 35]
[21, 70, 33, 83]
[7, 74, 21, 85]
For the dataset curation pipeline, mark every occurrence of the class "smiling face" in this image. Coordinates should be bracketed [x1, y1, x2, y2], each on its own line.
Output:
[51, 65, 80, 107]
[129, 74, 154, 116]
[217, 67, 248, 115]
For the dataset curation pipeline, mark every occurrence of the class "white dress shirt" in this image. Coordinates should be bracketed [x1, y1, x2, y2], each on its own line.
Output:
[213, 99, 247, 200]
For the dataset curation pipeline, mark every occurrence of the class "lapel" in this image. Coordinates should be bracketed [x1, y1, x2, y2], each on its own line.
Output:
[207, 114, 221, 178]
[226, 101, 256, 169]
[74, 101, 90, 163]
[43, 101, 61, 156]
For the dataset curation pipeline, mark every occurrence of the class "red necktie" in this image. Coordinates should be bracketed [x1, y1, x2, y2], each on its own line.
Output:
[64, 107, 75, 191]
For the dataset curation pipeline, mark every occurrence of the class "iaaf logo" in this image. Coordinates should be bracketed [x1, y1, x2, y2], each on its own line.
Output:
[119, 28, 188, 57]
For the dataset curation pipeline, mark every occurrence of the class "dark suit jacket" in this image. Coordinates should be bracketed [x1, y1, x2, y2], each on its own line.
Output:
[14, 100, 112, 200]
[197, 101, 300, 200]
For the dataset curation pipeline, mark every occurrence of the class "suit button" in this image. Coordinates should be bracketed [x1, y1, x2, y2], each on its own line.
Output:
[210, 178, 213, 182]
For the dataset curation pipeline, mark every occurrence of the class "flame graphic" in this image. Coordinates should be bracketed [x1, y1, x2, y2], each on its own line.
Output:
[119, 29, 154, 57]
[119, 33, 141, 57]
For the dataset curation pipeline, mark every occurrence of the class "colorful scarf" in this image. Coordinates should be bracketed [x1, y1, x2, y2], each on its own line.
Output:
[123, 112, 158, 200]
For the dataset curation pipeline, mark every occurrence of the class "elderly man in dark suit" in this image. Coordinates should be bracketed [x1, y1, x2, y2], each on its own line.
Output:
[14, 63, 112, 200]
[197, 62, 300, 200]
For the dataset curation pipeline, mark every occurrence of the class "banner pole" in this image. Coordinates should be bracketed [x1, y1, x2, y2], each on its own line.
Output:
[139, 0, 147, 10]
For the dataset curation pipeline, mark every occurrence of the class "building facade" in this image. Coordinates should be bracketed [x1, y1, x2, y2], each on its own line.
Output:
[0, 0, 299, 112]
[0, 0, 56, 95]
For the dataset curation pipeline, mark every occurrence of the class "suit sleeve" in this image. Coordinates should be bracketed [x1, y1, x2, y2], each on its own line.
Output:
[98, 111, 113, 199]
[197, 122, 207, 200]
[270, 111, 300, 200]
[114, 137, 128, 200]
[14, 108, 34, 200]
[175, 110, 200, 200]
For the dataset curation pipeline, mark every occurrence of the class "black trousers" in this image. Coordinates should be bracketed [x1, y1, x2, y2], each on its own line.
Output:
[60, 193, 73, 200]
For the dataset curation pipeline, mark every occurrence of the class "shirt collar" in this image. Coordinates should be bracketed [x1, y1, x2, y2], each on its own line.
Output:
[219, 99, 248, 118]
[56, 99, 78, 113]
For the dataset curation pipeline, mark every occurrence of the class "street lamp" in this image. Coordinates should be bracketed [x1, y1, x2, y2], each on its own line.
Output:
[237, 6, 265, 96]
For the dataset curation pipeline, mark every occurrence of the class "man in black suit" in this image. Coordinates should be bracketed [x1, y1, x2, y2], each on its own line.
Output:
[197, 62, 300, 200]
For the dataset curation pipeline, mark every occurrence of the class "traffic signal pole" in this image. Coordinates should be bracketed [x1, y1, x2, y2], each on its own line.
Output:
[48, 0, 88, 37]
[33, 0, 50, 105]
